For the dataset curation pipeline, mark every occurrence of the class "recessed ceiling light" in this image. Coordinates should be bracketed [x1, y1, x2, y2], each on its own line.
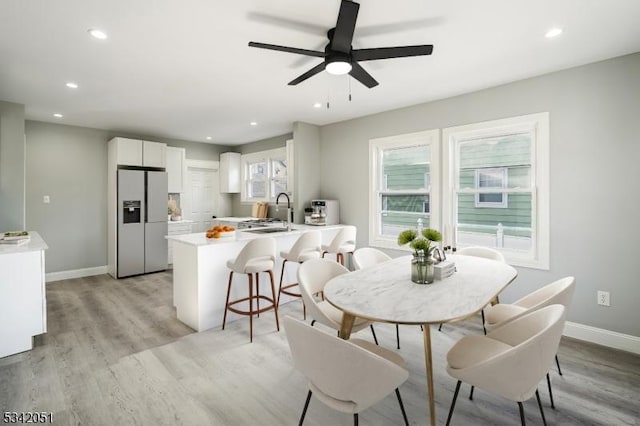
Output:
[53, 113, 63, 118]
[66, 82, 78, 89]
[250, 121, 258, 126]
[206, 136, 212, 140]
[545, 28, 563, 39]
[313, 102, 322, 108]
[88, 29, 108, 40]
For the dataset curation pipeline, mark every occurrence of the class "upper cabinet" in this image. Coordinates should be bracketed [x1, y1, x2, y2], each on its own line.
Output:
[143, 141, 167, 168]
[219, 152, 241, 193]
[166, 146, 186, 193]
[109, 137, 167, 168]
[113, 137, 143, 166]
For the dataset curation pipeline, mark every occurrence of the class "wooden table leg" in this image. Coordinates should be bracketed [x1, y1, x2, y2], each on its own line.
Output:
[339, 313, 356, 340]
[422, 324, 436, 426]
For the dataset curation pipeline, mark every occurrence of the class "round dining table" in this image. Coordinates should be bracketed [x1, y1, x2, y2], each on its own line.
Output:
[324, 254, 518, 426]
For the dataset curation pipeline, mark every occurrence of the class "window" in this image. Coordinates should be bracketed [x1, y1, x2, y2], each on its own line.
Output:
[369, 130, 440, 249]
[241, 147, 290, 202]
[368, 113, 549, 269]
[443, 113, 549, 269]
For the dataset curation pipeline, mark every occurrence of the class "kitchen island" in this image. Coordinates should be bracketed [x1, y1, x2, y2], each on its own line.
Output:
[0, 232, 48, 358]
[167, 225, 349, 331]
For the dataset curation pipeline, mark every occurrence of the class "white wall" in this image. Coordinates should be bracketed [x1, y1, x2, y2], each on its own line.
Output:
[319, 52, 640, 337]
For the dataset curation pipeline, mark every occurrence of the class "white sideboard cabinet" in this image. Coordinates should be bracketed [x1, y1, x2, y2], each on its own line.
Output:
[219, 152, 241, 193]
[0, 232, 48, 358]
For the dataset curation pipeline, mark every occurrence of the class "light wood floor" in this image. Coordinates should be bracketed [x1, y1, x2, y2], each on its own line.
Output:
[1, 271, 638, 425]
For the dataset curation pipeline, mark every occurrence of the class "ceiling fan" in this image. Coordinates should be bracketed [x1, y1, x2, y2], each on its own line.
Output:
[248, 0, 434, 88]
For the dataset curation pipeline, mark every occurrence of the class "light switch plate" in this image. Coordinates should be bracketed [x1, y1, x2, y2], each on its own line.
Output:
[43, 195, 50, 204]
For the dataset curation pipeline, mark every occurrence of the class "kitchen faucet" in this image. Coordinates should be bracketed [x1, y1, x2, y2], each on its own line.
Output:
[276, 192, 292, 231]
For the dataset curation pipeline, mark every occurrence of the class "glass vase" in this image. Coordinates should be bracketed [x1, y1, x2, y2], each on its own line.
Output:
[411, 254, 435, 284]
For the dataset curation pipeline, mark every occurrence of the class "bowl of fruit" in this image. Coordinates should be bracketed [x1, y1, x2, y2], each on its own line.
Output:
[206, 225, 236, 240]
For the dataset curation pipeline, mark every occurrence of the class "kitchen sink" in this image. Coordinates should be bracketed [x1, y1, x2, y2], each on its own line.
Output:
[245, 227, 295, 234]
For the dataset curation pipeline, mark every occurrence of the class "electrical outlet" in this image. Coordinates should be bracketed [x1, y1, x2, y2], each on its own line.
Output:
[43, 195, 50, 204]
[597, 290, 610, 307]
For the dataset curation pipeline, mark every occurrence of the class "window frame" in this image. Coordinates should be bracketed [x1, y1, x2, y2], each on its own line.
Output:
[442, 112, 549, 269]
[240, 147, 290, 203]
[368, 129, 440, 250]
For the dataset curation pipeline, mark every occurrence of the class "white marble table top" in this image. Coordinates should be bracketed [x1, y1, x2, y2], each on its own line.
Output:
[324, 254, 518, 325]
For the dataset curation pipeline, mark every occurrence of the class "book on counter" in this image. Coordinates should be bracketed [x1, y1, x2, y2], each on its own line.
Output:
[0, 230, 31, 244]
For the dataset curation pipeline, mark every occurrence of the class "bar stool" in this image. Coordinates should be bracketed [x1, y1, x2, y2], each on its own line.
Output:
[278, 231, 322, 319]
[321, 225, 356, 267]
[222, 237, 279, 342]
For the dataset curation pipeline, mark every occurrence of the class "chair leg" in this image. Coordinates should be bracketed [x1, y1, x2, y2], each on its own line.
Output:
[277, 259, 287, 307]
[353, 413, 358, 426]
[310, 319, 316, 327]
[256, 273, 260, 317]
[222, 272, 233, 330]
[469, 385, 474, 400]
[298, 390, 312, 426]
[248, 273, 254, 342]
[536, 389, 547, 426]
[518, 401, 526, 426]
[546, 372, 555, 409]
[438, 323, 443, 332]
[446, 380, 461, 426]
[395, 388, 409, 426]
[268, 270, 280, 331]
[481, 309, 487, 335]
[555, 354, 563, 376]
[369, 325, 379, 345]
[396, 324, 401, 349]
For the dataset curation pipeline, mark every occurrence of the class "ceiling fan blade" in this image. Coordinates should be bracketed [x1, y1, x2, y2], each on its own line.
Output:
[349, 62, 378, 88]
[331, 0, 359, 53]
[248, 42, 325, 58]
[352, 45, 433, 61]
[288, 62, 326, 85]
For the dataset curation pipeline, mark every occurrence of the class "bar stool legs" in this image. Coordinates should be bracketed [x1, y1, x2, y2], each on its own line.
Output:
[278, 259, 306, 319]
[222, 269, 280, 342]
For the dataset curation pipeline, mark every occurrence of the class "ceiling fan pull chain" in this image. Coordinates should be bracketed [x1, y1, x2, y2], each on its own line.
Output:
[349, 76, 352, 101]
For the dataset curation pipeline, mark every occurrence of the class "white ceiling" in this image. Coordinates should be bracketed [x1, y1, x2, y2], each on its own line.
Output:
[1, 0, 640, 145]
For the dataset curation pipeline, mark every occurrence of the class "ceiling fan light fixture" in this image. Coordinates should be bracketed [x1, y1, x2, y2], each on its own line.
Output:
[326, 60, 352, 75]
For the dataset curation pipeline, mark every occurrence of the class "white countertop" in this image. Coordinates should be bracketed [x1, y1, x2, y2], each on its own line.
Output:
[167, 224, 347, 247]
[213, 217, 256, 223]
[168, 219, 194, 225]
[0, 231, 48, 255]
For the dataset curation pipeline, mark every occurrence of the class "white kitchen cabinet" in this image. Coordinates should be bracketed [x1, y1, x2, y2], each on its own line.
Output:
[143, 141, 167, 168]
[219, 152, 241, 193]
[166, 146, 186, 193]
[109, 138, 167, 167]
[113, 137, 143, 166]
[0, 232, 48, 358]
[168, 222, 192, 264]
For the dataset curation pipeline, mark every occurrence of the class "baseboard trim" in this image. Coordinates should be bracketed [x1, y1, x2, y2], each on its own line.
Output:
[46, 266, 108, 283]
[564, 321, 640, 355]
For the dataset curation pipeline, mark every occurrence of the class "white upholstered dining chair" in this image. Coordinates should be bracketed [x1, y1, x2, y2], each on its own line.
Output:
[484, 276, 576, 409]
[352, 247, 403, 350]
[283, 316, 410, 426]
[297, 258, 378, 345]
[439, 246, 507, 333]
[445, 304, 566, 426]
